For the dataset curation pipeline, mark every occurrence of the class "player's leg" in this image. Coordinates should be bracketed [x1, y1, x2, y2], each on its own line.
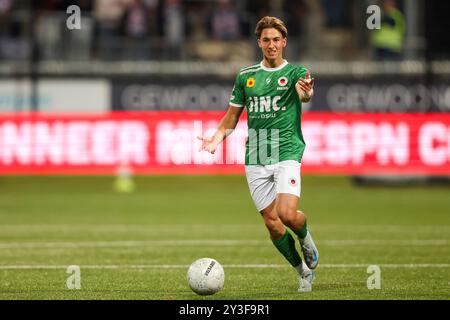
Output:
[245, 165, 304, 276]
[245, 164, 313, 292]
[260, 201, 303, 269]
[275, 161, 319, 270]
[275, 193, 304, 233]
[259, 200, 312, 292]
[273, 193, 314, 292]
[296, 210, 320, 270]
[276, 195, 319, 270]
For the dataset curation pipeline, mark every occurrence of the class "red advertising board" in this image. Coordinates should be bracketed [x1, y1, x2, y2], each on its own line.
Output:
[0, 112, 449, 175]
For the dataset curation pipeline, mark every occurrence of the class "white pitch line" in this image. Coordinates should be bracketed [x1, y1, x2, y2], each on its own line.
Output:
[320, 240, 450, 246]
[0, 239, 448, 249]
[0, 264, 449, 270]
[0, 240, 266, 249]
[0, 224, 449, 233]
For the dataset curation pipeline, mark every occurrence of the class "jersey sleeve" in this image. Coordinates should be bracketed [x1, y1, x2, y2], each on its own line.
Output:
[229, 73, 245, 108]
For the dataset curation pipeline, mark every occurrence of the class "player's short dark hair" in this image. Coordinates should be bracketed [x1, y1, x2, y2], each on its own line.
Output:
[255, 16, 288, 39]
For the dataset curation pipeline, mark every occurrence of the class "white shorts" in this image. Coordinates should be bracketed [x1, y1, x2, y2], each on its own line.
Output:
[245, 160, 301, 212]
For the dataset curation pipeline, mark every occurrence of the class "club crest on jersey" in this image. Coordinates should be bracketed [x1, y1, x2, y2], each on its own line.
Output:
[246, 77, 255, 88]
[289, 177, 298, 186]
[278, 77, 288, 87]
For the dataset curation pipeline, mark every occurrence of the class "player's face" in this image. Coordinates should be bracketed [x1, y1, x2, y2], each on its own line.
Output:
[258, 28, 287, 63]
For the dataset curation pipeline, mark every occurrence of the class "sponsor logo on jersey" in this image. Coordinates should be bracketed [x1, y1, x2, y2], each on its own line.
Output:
[278, 77, 288, 87]
[266, 78, 271, 84]
[246, 77, 255, 88]
[248, 95, 286, 112]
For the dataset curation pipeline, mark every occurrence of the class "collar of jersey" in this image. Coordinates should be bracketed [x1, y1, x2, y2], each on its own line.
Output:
[259, 60, 288, 72]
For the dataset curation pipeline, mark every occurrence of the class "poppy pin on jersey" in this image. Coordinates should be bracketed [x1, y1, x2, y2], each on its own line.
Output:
[246, 77, 255, 87]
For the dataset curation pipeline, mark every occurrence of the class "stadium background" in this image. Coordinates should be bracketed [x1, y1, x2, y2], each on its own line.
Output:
[0, 0, 449, 300]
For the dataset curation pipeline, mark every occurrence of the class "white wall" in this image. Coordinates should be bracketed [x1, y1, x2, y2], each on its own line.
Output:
[0, 79, 111, 112]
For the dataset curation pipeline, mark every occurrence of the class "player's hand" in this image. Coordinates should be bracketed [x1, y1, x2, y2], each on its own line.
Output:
[296, 77, 315, 102]
[197, 136, 218, 154]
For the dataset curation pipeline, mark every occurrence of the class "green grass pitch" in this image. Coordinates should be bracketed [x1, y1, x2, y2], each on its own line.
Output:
[0, 175, 449, 300]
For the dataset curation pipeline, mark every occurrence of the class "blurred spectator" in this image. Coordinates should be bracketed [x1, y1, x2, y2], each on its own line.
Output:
[185, 1, 209, 40]
[36, 3, 63, 60]
[0, 0, 412, 62]
[371, 0, 406, 60]
[283, 0, 308, 60]
[38, 0, 61, 11]
[94, 0, 130, 59]
[36, 0, 94, 60]
[0, 0, 30, 60]
[320, 0, 347, 27]
[284, 0, 308, 37]
[163, 0, 184, 59]
[122, 0, 149, 39]
[37, 1, 93, 13]
[210, 0, 241, 41]
[0, 0, 11, 31]
[244, 0, 270, 61]
[64, 0, 95, 61]
[76, 0, 94, 12]
[120, 0, 150, 60]
[145, 0, 161, 38]
[246, 0, 271, 20]
[300, 0, 324, 60]
[0, 0, 12, 59]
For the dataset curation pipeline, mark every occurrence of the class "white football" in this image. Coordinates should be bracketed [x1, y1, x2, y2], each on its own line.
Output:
[187, 258, 225, 295]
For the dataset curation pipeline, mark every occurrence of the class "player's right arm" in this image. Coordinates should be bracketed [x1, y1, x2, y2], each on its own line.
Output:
[198, 72, 246, 154]
[197, 105, 244, 154]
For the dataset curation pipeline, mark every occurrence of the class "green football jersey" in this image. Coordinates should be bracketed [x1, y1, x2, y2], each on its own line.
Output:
[229, 60, 310, 165]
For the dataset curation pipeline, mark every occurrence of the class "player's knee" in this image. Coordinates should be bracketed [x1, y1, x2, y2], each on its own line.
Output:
[297, 210, 306, 219]
[264, 216, 283, 235]
[277, 205, 298, 227]
[296, 210, 306, 226]
[264, 216, 278, 229]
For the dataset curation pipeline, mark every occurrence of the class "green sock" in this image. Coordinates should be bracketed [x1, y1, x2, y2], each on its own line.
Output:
[272, 230, 302, 267]
[294, 219, 308, 239]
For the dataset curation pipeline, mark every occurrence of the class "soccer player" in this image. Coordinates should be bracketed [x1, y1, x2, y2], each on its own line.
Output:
[198, 16, 319, 292]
